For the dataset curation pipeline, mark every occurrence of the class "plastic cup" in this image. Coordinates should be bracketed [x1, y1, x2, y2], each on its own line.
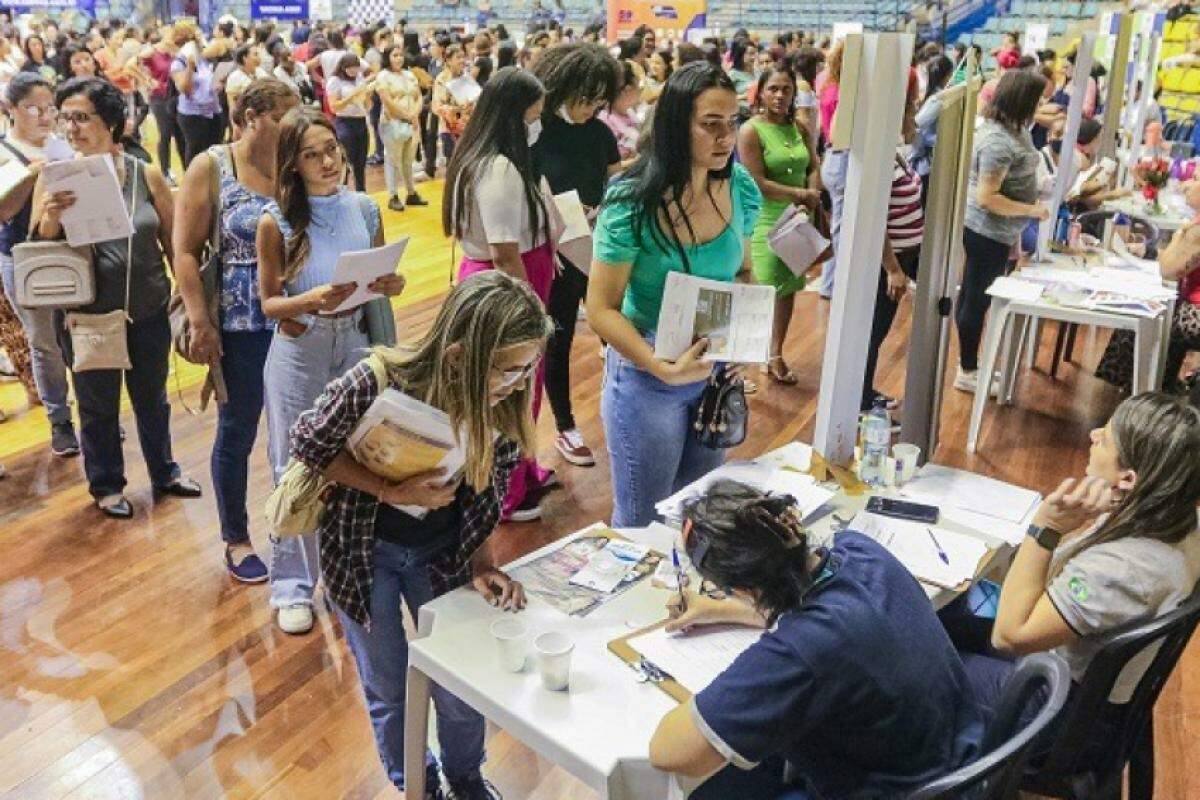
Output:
[892, 443, 921, 484]
[490, 618, 528, 673]
[534, 631, 574, 691]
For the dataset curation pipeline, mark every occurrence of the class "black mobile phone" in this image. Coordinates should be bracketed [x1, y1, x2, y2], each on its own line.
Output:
[866, 496, 940, 524]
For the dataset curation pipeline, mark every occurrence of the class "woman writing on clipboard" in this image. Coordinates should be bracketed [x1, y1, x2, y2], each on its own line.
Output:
[648, 481, 986, 799]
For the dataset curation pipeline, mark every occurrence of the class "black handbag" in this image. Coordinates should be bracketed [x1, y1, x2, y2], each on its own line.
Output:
[692, 365, 748, 450]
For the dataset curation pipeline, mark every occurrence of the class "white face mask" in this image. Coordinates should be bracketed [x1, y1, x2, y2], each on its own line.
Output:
[526, 117, 543, 146]
[558, 104, 578, 124]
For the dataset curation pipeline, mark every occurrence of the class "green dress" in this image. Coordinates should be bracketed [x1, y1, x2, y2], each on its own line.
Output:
[749, 117, 811, 297]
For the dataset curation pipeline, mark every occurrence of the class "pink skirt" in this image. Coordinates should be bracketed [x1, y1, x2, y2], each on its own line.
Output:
[457, 242, 556, 517]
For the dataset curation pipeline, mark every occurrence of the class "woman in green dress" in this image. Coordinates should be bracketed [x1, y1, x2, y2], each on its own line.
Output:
[737, 64, 822, 384]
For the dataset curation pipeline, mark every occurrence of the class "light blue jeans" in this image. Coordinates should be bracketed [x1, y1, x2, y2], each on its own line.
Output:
[336, 537, 485, 790]
[819, 149, 850, 300]
[600, 342, 725, 528]
[0, 253, 72, 425]
[264, 311, 369, 608]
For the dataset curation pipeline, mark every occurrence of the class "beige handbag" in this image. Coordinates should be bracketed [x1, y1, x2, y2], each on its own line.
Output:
[65, 157, 137, 373]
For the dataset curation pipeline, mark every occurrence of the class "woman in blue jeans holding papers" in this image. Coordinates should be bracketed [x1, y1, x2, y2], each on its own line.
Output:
[288, 271, 552, 800]
[650, 480, 986, 799]
[256, 107, 406, 635]
[586, 61, 762, 528]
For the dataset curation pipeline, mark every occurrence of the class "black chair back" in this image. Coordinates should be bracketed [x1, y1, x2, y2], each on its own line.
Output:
[907, 653, 1071, 800]
[1022, 584, 1200, 800]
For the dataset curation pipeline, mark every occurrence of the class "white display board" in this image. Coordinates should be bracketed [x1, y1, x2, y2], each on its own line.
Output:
[1023, 23, 1048, 55]
[832, 22, 864, 43]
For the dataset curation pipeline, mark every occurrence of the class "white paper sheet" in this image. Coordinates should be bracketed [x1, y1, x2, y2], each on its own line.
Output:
[899, 464, 1040, 526]
[653, 272, 775, 364]
[43, 136, 74, 163]
[445, 74, 481, 105]
[553, 190, 594, 275]
[987, 276, 1045, 302]
[627, 624, 763, 694]
[754, 441, 814, 473]
[41, 154, 134, 247]
[849, 511, 990, 588]
[0, 159, 30, 203]
[326, 237, 409, 313]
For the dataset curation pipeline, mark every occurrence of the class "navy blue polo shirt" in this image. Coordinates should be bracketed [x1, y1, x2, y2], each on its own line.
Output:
[691, 532, 986, 799]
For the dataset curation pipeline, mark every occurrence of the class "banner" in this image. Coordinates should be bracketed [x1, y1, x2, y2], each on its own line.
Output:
[606, 0, 707, 43]
[251, 0, 308, 19]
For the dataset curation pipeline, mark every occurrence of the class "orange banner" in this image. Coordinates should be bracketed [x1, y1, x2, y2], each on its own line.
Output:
[606, 0, 708, 43]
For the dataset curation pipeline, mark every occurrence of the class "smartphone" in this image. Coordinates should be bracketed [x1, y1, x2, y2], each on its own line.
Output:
[866, 496, 940, 524]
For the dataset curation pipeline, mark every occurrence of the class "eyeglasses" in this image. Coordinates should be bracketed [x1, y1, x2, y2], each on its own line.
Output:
[58, 110, 96, 126]
[18, 105, 56, 120]
[490, 360, 538, 388]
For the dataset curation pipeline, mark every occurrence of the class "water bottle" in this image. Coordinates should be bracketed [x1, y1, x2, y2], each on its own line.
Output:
[1054, 205, 1071, 245]
[860, 398, 891, 488]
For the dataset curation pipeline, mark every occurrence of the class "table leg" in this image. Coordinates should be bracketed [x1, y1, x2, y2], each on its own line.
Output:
[1024, 316, 1040, 371]
[404, 665, 433, 799]
[1001, 314, 1026, 406]
[1133, 319, 1155, 394]
[967, 300, 1010, 454]
[1154, 297, 1175, 389]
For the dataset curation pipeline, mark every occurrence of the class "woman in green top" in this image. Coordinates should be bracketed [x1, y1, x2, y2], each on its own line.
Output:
[737, 64, 821, 384]
[586, 62, 762, 528]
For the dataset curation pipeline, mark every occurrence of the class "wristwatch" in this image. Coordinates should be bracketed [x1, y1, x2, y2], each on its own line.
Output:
[1027, 523, 1063, 551]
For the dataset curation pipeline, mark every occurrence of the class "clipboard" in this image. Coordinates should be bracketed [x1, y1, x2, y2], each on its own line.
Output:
[607, 620, 692, 704]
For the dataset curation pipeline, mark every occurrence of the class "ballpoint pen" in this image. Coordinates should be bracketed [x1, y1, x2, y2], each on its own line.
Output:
[926, 527, 950, 566]
[672, 546, 688, 612]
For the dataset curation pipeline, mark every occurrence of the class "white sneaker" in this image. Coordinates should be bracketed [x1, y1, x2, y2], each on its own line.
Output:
[277, 603, 314, 635]
[954, 368, 1000, 397]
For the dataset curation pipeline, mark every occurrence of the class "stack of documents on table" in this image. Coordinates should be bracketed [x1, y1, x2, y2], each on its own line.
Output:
[849, 511, 990, 589]
[654, 272, 775, 364]
[654, 461, 834, 526]
[897, 464, 1040, 546]
[568, 539, 651, 592]
[347, 389, 464, 518]
[626, 624, 763, 694]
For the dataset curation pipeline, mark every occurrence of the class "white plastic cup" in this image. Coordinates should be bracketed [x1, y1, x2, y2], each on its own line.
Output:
[534, 631, 574, 691]
[490, 618, 528, 673]
[892, 443, 921, 484]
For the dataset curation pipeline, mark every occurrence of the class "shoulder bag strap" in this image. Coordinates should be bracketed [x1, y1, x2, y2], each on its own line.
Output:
[0, 138, 31, 166]
[123, 156, 139, 322]
[208, 147, 224, 253]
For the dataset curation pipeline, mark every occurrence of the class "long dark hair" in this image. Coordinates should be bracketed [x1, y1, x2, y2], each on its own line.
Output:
[605, 62, 736, 263]
[442, 67, 550, 246]
[683, 480, 815, 626]
[273, 107, 339, 280]
[984, 69, 1046, 132]
[924, 55, 954, 103]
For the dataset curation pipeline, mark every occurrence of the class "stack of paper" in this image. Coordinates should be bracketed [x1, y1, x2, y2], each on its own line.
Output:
[552, 190, 594, 274]
[41, 154, 134, 246]
[849, 511, 990, 589]
[627, 624, 763, 694]
[654, 461, 834, 525]
[569, 540, 650, 592]
[347, 389, 465, 518]
[898, 464, 1040, 546]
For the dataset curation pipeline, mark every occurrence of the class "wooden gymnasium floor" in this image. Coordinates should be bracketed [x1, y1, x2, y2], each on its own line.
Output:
[1, 162, 1199, 799]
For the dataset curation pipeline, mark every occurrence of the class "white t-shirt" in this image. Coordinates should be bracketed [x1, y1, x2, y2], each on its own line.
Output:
[376, 69, 419, 122]
[327, 75, 368, 118]
[274, 62, 310, 94]
[225, 68, 255, 104]
[319, 48, 361, 80]
[457, 155, 554, 260]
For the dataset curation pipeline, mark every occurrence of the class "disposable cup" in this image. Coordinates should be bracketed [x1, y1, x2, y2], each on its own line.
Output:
[490, 618, 528, 673]
[534, 631, 574, 691]
[892, 443, 921, 484]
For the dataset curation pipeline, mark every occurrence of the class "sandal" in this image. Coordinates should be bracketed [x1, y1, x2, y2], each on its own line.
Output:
[764, 355, 799, 385]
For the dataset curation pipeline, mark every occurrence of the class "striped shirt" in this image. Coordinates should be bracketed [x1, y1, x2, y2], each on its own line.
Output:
[888, 156, 924, 251]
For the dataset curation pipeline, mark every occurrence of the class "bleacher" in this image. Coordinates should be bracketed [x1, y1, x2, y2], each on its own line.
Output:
[957, 0, 1098, 65]
[1159, 15, 1200, 120]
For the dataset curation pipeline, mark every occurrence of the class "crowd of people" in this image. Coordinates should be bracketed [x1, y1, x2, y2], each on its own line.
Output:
[1, 11, 1199, 800]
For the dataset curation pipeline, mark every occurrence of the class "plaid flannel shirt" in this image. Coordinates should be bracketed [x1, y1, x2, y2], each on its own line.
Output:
[290, 358, 521, 627]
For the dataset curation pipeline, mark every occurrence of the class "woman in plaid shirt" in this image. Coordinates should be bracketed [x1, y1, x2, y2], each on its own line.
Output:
[289, 270, 553, 800]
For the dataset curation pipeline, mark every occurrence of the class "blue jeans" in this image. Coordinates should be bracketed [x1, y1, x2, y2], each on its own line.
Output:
[336, 538, 486, 790]
[600, 343, 725, 528]
[0, 253, 72, 425]
[264, 312, 369, 608]
[819, 149, 849, 299]
[212, 329, 272, 545]
[58, 308, 179, 498]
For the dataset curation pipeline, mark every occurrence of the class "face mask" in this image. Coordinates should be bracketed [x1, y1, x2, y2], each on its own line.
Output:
[557, 104, 578, 124]
[526, 117, 542, 146]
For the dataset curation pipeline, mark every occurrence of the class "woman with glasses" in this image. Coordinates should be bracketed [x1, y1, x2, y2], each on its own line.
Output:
[586, 62, 762, 528]
[530, 43, 622, 470]
[442, 67, 557, 522]
[256, 107, 406, 635]
[29, 77, 201, 519]
[0, 73, 77, 457]
[289, 270, 550, 800]
[649, 480, 986, 799]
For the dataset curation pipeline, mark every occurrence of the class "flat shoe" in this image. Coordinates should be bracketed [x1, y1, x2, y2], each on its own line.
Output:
[97, 495, 133, 519]
[155, 477, 203, 498]
[225, 547, 269, 583]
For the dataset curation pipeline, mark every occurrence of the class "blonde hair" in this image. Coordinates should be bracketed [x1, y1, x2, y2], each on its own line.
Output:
[377, 271, 554, 490]
[173, 20, 199, 47]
